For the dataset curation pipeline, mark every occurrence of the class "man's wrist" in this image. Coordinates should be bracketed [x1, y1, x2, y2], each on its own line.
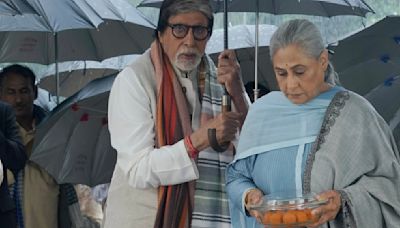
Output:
[184, 135, 199, 158]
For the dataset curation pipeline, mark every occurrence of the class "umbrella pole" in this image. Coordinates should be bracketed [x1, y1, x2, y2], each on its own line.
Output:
[54, 33, 60, 104]
[222, 0, 230, 109]
[254, 0, 260, 101]
[208, 0, 231, 153]
[223, 0, 228, 49]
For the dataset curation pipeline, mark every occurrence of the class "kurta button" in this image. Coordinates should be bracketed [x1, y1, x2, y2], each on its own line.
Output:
[182, 87, 186, 94]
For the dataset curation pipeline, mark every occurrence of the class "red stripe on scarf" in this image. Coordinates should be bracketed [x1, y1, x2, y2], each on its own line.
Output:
[153, 46, 191, 228]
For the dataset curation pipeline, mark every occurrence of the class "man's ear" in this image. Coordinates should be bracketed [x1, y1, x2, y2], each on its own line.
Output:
[34, 85, 38, 100]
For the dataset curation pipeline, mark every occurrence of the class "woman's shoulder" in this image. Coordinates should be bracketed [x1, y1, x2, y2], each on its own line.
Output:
[340, 90, 374, 109]
[335, 90, 381, 119]
[253, 91, 284, 105]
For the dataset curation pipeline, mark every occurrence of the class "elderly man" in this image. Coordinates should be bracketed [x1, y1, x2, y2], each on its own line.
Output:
[0, 101, 26, 228]
[0, 64, 59, 228]
[103, 0, 249, 227]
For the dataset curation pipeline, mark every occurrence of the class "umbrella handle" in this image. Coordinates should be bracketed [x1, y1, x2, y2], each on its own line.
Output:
[208, 91, 231, 153]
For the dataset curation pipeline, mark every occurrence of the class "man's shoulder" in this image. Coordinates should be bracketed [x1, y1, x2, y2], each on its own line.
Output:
[33, 105, 48, 125]
[117, 50, 155, 86]
[126, 50, 153, 75]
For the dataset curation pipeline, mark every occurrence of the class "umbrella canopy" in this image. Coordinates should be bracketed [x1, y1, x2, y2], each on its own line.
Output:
[138, 0, 374, 100]
[207, 24, 277, 89]
[364, 75, 400, 149]
[0, 0, 154, 102]
[0, 0, 37, 15]
[138, 0, 373, 16]
[30, 74, 117, 187]
[365, 75, 400, 126]
[0, 0, 154, 64]
[331, 16, 400, 95]
[34, 87, 58, 111]
[37, 54, 138, 97]
[206, 24, 277, 54]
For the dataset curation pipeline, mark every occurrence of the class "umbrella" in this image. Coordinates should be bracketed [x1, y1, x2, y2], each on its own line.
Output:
[30, 74, 117, 187]
[331, 16, 400, 95]
[34, 87, 58, 112]
[138, 0, 374, 100]
[206, 24, 278, 89]
[37, 54, 138, 97]
[0, 0, 37, 15]
[365, 75, 400, 126]
[364, 75, 400, 150]
[0, 0, 154, 103]
[138, 0, 373, 16]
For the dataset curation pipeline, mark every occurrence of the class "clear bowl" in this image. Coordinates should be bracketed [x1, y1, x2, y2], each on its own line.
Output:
[247, 191, 328, 227]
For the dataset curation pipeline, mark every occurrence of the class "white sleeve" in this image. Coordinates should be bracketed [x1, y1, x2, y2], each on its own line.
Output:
[108, 68, 199, 189]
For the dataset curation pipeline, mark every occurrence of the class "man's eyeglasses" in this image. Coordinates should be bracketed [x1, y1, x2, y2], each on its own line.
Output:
[168, 24, 210, 41]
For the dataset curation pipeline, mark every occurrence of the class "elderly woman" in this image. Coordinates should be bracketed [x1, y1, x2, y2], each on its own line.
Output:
[226, 19, 400, 228]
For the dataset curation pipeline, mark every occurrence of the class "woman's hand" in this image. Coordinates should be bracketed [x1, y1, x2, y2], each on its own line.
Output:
[244, 188, 264, 222]
[307, 190, 342, 228]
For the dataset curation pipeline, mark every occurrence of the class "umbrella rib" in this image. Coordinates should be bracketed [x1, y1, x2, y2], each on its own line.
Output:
[360, 0, 375, 13]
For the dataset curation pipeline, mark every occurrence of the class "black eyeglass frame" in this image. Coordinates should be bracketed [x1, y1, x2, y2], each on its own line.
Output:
[167, 23, 211, 41]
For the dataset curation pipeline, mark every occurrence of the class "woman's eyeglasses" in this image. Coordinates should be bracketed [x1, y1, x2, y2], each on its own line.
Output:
[168, 24, 210, 41]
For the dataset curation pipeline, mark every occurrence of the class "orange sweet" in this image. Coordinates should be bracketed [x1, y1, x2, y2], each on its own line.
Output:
[282, 211, 297, 224]
[304, 208, 319, 222]
[262, 211, 272, 224]
[269, 211, 283, 225]
[295, 210, 308, 223]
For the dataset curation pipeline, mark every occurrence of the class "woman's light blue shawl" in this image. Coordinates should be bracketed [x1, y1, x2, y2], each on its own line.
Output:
[234, 87, 343, 163]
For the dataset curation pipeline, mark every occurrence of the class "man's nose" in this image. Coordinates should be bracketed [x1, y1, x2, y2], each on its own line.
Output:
[183, 28, 196, 46]
[15, 93, 23, 103]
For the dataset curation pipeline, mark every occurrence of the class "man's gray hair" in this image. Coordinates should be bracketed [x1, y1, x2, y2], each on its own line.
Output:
[156, 0, 214, 36]
[269, 19, 339, 85]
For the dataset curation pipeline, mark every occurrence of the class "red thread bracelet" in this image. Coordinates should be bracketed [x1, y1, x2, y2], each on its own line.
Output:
[184, 136, 199, 158]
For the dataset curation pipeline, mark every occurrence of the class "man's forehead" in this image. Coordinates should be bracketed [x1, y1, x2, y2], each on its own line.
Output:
[2, 74, 33, 89]
[169, 11, 208, 23]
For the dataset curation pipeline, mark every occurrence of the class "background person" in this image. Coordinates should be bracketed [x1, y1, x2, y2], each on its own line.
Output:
[103, 0, 249, 227]
[0, 64, 59, 228]
[226, 19, 400, 228]
[0, 101, 26, 228]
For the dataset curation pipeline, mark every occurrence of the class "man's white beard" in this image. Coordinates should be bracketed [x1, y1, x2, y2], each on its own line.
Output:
[174, 50, 202, 72]
[175, 58, 201, 72]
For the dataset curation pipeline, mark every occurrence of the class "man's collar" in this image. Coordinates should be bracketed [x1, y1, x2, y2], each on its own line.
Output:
[172, 65, 199, 80]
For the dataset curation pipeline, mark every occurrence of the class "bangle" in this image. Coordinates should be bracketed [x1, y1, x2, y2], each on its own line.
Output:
[184, 136, 199, 158]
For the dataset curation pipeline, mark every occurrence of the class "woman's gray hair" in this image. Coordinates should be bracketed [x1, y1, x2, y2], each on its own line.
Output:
[156, 0, 214, 36]
[269, 19, 339, 85]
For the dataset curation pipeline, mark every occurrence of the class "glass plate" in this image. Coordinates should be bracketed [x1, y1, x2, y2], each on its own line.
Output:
[248, 191, 328, 227]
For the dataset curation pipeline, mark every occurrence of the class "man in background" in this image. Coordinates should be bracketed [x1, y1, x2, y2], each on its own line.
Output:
[0, 101, 26, 228]
[0, 64, 58, 228]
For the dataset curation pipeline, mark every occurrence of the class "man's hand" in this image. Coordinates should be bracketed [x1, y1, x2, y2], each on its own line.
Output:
[217, 50, 244, 100]
[190, 112, 242, 152]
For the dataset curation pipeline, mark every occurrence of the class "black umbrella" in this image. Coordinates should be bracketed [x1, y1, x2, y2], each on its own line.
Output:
[30, 74, 117, 187]
[138, 0, 374, 100]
